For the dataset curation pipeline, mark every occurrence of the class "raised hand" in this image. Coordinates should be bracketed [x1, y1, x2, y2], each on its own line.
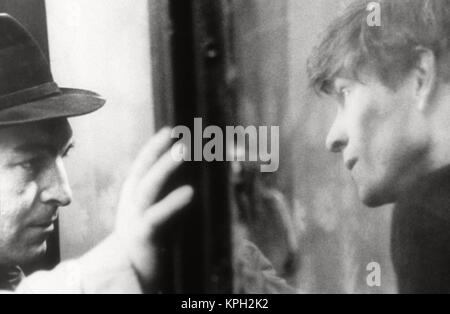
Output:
[114, 127, 194, 283]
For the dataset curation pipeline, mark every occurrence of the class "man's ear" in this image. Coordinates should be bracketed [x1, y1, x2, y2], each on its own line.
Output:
[414, 47, 437, 112]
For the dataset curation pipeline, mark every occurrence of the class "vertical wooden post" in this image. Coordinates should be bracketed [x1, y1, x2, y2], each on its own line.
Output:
[149, 0, 233, 293]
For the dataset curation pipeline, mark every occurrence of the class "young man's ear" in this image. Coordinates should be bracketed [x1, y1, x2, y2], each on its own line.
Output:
[414, 47, 437, 112]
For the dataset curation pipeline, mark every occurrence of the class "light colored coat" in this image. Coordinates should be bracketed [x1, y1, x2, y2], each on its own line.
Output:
[1, 236, 141, 294]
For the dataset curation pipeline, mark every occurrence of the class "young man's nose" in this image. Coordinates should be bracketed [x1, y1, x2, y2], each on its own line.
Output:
[40, 159, 73, 207]
[326, 120, 348, 153]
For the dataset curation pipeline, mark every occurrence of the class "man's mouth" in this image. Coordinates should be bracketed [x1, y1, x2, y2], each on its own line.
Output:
[30, 215, 58, 231]
[30, 221, 55, 233]
[34, 221, 54, 228]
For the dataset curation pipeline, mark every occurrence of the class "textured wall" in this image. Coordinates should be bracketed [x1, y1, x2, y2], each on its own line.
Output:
[45, 0, 154, 260]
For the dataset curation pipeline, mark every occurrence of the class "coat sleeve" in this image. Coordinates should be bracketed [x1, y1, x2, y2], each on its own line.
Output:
[235, 240, 296, 294]
[12, 235, 142, 294]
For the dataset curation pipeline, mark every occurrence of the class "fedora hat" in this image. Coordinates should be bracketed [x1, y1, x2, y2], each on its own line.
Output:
[0, 13, 105, 125]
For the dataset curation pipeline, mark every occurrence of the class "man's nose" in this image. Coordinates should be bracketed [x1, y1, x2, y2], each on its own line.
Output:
[40, 159, 73, 207]
[326, 118, 348, 153]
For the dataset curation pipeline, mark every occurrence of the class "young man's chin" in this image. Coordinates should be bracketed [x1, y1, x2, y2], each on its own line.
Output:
[358, 184, 396, 208]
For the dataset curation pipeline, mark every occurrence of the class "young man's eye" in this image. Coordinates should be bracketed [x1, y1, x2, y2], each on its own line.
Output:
[339, 87, 351, 97]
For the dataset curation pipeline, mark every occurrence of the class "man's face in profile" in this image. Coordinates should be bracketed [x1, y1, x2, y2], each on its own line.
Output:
[325, 71, 430, 207]
[0, 118, 73, 267]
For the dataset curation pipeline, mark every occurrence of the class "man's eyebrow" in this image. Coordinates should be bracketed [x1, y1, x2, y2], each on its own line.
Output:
[14, 140, 75, 156]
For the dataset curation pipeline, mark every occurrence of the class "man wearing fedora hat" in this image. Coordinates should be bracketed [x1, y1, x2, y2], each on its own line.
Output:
[0, 14, 193, 293]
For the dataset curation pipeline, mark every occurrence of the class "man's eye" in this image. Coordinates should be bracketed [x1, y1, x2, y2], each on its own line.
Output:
[20, 160, 36, 171]
[20, 161, 32, 169]
[18, 158, 42, 175]
[62, 143, 75, 158]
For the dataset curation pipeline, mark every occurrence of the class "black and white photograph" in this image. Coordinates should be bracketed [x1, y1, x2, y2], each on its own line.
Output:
[0, 0, 448, 296]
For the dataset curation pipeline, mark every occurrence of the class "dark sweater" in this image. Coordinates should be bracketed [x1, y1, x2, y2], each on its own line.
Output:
[392, 166, 450, 293]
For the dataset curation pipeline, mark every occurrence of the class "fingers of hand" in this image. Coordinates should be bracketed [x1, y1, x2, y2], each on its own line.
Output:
[144, 185, 194, 227]
[128, 127, 173, 183]
[136, 146, 185, 208]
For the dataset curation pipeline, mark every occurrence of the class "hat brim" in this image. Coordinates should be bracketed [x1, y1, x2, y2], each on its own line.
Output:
[0, 88, 105, 126]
